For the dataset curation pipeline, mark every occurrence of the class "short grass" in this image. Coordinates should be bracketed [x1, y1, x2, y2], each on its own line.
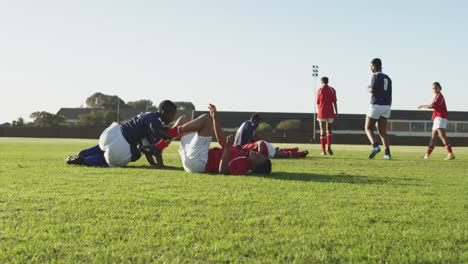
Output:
[0, 138, 467, 263]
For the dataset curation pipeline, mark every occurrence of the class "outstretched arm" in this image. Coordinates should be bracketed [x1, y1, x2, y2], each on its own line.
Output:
[418, 104, 433, 109]
[209, 104, 226, 145]
[219, 135, 234, 174]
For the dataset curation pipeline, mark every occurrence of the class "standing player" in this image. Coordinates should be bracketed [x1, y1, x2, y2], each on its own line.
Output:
[316, 76, 338, 156]
[234, 114, 261, 146]
[418, 82, 455, 160]
[365, 58, 393, 160]
[66, 100, 178, 168]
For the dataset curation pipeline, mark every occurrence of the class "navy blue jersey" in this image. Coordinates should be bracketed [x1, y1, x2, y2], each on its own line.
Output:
[120, 112, 165, 160]
[370, 72, 392, 105]
[234, 120, 255, 146]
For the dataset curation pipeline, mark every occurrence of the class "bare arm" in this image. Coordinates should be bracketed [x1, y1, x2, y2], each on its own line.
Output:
[418, 104, 434, 109]
[257, 141, 266, 157]
[219, 135, 234, 174]
[333, 102, 338, 118]
[368, 86, 374, 93]
[209, 104, 226, 145]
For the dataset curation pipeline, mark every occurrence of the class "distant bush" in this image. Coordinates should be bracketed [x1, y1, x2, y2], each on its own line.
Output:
[275, 119, 302, 130]
[257, 122, 273, 132]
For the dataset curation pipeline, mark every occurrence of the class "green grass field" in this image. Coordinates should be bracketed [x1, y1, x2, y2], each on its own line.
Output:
[0, 138, 466, 263]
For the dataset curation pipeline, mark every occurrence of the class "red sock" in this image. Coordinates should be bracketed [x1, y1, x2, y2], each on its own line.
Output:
[445, 144, 453, 153]
[288, 151, 307, 157]
[327, 133, 332, 148]
[320, 134, 326, 153]
[282, 147, 297, 152]
[154, 139, 170, 151]
[426, 146, 434, 155]
[167, 126, 182, 138]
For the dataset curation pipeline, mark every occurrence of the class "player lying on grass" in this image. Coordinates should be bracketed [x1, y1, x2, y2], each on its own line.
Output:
[66, 100, 179, 168]
[143, 104, 272, 175]
[240, 140, 309, 158]
[418, 82, 455, 160]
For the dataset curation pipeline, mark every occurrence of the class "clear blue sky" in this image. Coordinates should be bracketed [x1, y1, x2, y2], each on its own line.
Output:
[1, 0, 467, 124]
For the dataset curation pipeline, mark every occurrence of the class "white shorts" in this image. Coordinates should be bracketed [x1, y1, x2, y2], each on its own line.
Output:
[432, 117, 448, 130]
[262, 141, 276, 158]
[99, 122, 132, 167]
[178, 133, 212, 173]
[317, 118, 334, 123]
[367, 105, 391, 119]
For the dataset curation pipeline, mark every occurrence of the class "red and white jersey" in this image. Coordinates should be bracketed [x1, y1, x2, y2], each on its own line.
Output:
[317, 85, 337, 119]
[205, 146, 250, 175]
[241, 140, 273, 158]
[432, 93, 448, 120]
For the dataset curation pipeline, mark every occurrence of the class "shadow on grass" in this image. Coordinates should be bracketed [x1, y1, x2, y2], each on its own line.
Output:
[124, 165, 185, 171]
[250, 171, 420, 186]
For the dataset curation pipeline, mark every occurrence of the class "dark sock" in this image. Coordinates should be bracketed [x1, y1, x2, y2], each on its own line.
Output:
[83, 154, 107, 166]
[79, 145, 103, 157]
[385, 148, 390, 155]
[372, 142, 379, 148]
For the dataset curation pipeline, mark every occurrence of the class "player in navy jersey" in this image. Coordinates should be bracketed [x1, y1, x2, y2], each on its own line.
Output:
[234, 114, 261, 146]
[365, 58, 393, 160]
[66, 100, 178, 168]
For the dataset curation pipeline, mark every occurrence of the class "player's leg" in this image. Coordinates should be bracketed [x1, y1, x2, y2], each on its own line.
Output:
[326, 121, 334, 155]
[77, 144, 103, 157]
[319, 120, 326, 155]
[377, 117, 391, 159]
[424, 129, 438, 159]
[274, 149, 290, 158]
[365, 117, 380, 159]
[437, 128, 455, 160]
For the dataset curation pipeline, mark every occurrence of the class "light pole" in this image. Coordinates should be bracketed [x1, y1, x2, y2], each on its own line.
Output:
[312, 65, 319, 143]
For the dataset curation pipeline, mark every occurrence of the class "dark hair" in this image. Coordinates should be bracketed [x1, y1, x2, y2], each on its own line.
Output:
[321, 77, 329, 84]
[433, 82, 442, 90]
[252, 159, 272, 174]
[159, 100, 177, 114]
[250, 113, 261, 122]
[371, 58, 382, 70]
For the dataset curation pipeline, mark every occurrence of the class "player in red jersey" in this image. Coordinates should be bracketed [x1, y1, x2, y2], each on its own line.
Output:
[316, 77, 338, 156]
[146, 104, 272, 174]
[241, 140, 309, 158]
[418, 82, 455, 160]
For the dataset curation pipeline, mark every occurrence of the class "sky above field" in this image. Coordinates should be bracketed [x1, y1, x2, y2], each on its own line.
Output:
[1, 0, 467, 124]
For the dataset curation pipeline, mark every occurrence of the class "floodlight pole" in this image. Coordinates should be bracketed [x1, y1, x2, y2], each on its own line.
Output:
[312, 65, 319, 143]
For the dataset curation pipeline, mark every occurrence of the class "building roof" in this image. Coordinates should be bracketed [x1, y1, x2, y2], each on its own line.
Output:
[0, 122, 11, 127]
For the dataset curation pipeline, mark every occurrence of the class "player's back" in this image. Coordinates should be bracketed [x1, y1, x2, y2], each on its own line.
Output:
[120, 112, 163, 145]
[371, 72, 392, 106]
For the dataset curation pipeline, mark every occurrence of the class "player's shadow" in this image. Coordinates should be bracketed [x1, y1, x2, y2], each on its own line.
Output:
[124, 165, 185, 171]
[252, 172, 419, 186]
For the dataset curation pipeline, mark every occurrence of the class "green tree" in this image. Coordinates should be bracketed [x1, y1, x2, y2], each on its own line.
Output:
[30, 111, 67, 127]
[11, 117, 25, 127]
[85, 92, 126, 110]
[77, 111, 115, 127]
[256, 122, 273, 132]
[127, 100, 157, 111]
[275, 119, 302, 131]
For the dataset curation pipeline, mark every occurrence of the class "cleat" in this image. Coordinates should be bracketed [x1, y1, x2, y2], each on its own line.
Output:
[444, 153, 455, 160]
[320, 152, 326, 156]
[383, 154, 392, 160]
[368, 146, 381, 159]
[423, 154, 429, 160]
[303, 150, 309, 157]
[66, 155, 84, 165]
[327, 148, 334, 156]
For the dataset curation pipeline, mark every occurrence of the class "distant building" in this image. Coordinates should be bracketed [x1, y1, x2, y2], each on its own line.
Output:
[0, 122, 11, 127]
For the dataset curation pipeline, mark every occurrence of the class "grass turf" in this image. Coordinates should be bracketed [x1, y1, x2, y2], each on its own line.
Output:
[0, 138, 466, 263]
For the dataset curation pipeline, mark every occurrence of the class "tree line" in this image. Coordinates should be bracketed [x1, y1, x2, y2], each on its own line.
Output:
[11, 92, 161, 128]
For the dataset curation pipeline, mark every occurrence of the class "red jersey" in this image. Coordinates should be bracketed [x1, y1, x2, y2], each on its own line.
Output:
[432, 93, 448, 120]
[241, 141, 269, 157]
[317, 85, 337, 119]
[205, 146, 250, 175]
